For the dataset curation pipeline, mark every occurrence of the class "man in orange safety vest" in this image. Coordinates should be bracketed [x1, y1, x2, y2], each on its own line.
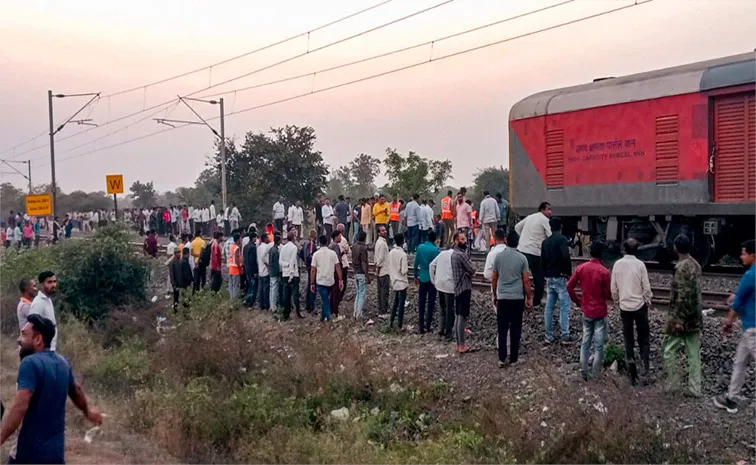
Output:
[440, 190, 454, 248]
[389, 194, 401, 239]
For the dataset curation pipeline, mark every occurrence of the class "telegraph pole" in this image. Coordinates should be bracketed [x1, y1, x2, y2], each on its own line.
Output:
[27, 160, 32, 193]
[47, 90, 57, 217]
[219, 97, 227, 211]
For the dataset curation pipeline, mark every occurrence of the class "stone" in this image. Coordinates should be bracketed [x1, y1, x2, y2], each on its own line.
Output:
[330, 407, 349, 421]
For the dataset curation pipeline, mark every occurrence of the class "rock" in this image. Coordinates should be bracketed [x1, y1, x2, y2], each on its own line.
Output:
[330, 407, 349, 421]
[463, 395, 472, 402]
[610, 361, 619, 372]
[435, 354, 449, 359]
[540, 421, 547, 428]
[389, 383, 404, 394]
[702, 308, 716, 316]
[370, 407, 380, 416]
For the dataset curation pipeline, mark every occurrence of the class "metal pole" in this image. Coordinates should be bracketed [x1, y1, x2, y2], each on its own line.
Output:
[219, 97, 227, 211]
[113, 194, 118, 223]
[47, 90, 57, 218]
[26, 160, 32, 193]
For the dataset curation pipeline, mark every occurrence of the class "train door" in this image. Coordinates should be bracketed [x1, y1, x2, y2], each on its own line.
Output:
[712, 92, 755, 202]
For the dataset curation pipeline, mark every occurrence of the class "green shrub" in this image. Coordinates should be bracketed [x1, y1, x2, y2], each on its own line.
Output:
[0, 224, 151, 327]
[603, 343, 626, 370]
[86, 339, 152, 393]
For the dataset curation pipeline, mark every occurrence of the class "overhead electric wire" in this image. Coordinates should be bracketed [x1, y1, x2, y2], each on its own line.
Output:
[102, 0, 393, 99]
[2, 0, 447, 161]
[195, 0, 574, 100]
[43, 0, 653, 168]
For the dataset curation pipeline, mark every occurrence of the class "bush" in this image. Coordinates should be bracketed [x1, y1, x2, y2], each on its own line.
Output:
[0, 224, 151, 327]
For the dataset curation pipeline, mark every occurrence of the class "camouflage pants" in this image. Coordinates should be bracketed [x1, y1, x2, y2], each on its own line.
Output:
[662, 331, 701, 397]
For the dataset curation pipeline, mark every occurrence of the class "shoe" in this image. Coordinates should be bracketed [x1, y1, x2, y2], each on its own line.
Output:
[581, 372, 589, 382]
[457, 345, 471, 354]
[544, 336, 555, 345]
[498, 361, 507, 368]
[713, 395, 738, 413]
[561, 335, 580, 345]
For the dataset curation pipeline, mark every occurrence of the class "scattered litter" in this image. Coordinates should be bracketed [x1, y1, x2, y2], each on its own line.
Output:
[737, 460, 747, 465]
[465, 328, 473, 335]
[540, 421, 547, 428]
[151, 296, 158, 303]
[339, 364, 346, 372]
[330, 407, 349, 421]
[83, 426, 101, 444]
[610, 361, 619, 372]
[389, 383, 404, 394]
[681, 424, 694, 430]
[593, 401, 607, 414]
[542, 406, 549, 412]
[435, 354, 449, 359]
[365, 319, 374, 326]
[702, 308, 716, 316]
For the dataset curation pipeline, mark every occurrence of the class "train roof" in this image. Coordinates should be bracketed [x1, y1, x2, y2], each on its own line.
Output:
[509, 52, 755, 121]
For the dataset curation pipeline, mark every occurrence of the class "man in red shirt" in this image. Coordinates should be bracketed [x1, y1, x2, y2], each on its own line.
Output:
[567, 241, 611, 381]
[209, 231, 224, 293]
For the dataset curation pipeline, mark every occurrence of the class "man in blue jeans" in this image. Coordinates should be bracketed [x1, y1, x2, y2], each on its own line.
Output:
[540, 218, 577, 344]
[568, 241, 612, 380]
[310, 235, 343, 322]
[414, 230, 440, 333]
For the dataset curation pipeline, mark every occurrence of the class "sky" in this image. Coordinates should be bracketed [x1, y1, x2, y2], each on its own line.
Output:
[0, 0, 754, 195]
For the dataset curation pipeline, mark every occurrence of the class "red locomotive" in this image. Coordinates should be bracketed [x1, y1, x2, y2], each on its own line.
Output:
[509, 52, 755, 266]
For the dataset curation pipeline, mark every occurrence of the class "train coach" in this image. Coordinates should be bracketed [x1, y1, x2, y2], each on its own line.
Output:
[509, 52, 755, 266]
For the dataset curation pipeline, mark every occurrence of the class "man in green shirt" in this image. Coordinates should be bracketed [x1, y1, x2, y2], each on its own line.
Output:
[414, 231, 440, 333]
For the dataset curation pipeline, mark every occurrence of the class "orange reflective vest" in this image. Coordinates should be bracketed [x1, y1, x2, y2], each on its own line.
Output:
[228, 244, 241, 275]
[441, 196, 453, 220]
[389, 201, 400, 221]
[471, 211, 478, 228]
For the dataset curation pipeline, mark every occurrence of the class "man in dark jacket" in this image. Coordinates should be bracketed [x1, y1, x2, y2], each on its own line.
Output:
[300, 229, 318, 313]
[243, 231, 259, 307]
[169, 247, 193, 311]
[541, 217, 576, 344]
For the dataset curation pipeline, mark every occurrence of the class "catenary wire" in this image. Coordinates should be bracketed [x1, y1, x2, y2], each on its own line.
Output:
[42, 0, 653, 168]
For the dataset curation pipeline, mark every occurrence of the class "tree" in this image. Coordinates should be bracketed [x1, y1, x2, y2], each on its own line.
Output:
[324, 165, 352, 200]
[382, 148, 452, 199]
[0, 183, 25, 215]
[129, 181, 158, 209]
[205, 125, 329, 222]
[470, 166, 510, 207]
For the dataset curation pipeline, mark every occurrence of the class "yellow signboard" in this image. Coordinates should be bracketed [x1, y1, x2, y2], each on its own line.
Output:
[106, 174, 124, 194]
[26, 193, 52, 216]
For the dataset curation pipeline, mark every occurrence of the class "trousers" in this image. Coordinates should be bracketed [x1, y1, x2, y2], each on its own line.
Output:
[417, 280, 437, 333]
[438, 291, 455, 338]
[210, 269, 222, 292]
[580, 316, 607, 379]
[354, 274, 367, 318]
[258, 276, 271, 309]
[524, 253, 544, 307]
[662, 331, 702, 396]
[620, 306, 651, 382]
[728, 328, 756, 399]
[545, 277, 572, 340]
[454, 290, 472, 346]
[377, 275, 390, 314]
[282, 276, 300, 319]
[390, 289, 407, 328]
[496, 299, 524, 363]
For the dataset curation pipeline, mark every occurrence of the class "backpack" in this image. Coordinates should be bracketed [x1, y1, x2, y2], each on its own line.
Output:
[199, 242, 212, 267]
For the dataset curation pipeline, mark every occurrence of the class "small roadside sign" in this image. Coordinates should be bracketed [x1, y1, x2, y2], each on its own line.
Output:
[106, 174, 124, 194]
[26, 193, 52, 216]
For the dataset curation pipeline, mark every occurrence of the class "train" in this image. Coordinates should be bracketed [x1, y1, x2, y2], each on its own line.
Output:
[509, 52, 755, 266]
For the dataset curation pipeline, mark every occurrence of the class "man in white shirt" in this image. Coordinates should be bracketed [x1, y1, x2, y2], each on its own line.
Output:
[611, 238, 653, 385]
[514, 201, 552, 307]
[230, 202, 242, 232]
[374, 225, 391, 316]
[483, 229, 508, 281]
[478, 191, 501, 252]
[273, 197, 286, 233]
[388, 233, 409, 329]
[201, 206, 210, 236]
[310, 235, 342, 322]
[336, 223, 351, 302]
[321, 199, 335, 237]
[430, 238, 457, 340]
[256, 234, 272, 310]
[404, 195, 420, 252]
[28, 271, 58, 351]
[287, 200, 304, 238]
[418, 200, 431, 244]
[279, 231, 301, 319]
[209, 201, 217, 235]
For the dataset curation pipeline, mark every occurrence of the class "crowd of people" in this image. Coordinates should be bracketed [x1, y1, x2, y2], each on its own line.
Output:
[1, 190, 753, 464]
